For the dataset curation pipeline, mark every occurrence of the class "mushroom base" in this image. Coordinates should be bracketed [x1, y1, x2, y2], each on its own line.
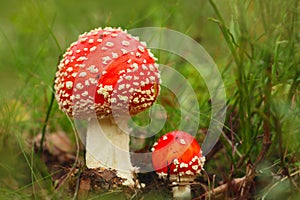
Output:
[85, 117, 137, 186]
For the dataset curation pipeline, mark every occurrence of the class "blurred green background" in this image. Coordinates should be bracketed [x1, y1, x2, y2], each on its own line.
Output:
[0, 0, 299, 199]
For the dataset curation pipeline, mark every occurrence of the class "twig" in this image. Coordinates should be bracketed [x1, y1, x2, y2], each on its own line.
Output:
[196, 177, 245, 199]
[196, 163, 256, 199]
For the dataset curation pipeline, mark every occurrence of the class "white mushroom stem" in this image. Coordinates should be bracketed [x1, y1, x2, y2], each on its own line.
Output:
[85, 117, 136, 186]
[172, 184, 191, 200]
[170, 175, 195, 200]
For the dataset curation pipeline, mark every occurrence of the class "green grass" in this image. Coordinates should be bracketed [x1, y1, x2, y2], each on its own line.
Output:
[0, 0, 299, 199]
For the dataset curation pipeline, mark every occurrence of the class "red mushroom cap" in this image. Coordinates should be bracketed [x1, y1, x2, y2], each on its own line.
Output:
[151, 131, 205, 180]
[54, 27, 160, 118]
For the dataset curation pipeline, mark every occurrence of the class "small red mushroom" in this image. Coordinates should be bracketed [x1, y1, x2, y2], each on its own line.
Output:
[54, 27, 160, 186]
[151, 131, 205, 199]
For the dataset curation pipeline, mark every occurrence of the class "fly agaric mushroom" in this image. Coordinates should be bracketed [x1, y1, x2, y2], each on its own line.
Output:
[151, 131, 205, 199]
[54, 27, 160, 186]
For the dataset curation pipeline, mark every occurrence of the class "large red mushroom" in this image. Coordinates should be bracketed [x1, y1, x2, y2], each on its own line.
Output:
[151, 130, 205, 199]
[54, 27, 160, 186]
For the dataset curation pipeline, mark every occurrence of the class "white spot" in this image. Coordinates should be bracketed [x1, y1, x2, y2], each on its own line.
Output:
[89, 78, 98, 84]
[97, 88, 109, 98]
[149, 76, 155, 82]
[71, 72, 77, 77]
[97, 85, 113, 98]
[105, 85, 113, 91]
[199, 156, 206, 165]
[133, 97, 139, 104]
[90, 46, 96, 52]
[122, 40, 130, 46]
[124, 76, 132, 80]
[133, 82, 139, 86]
[186, 170, 193, 175]
[180, 162, 188, 168]
[66, 67, 73, 72]
[84, 80, 90, 86]
[87, 65, 99, 73]
[77, 56, 87, 62]
[88, 38, 94, 43]
[75, 49, 81, 53]
[78, 72, 87, 77]
[82, 91, 88, 97]
[106, 42, 114, 47]
[192, 156, 198, 162]
[80, 37, 88, 43]
[76, 83, 84, 90]
[138, 45, 145, 52]
[110, 98, 117, 103]
[192, 165, 198, 171]
[173, 159, 179, 165]
[149, 64, 155, 71]
[136, 52, 141, 57]
[118, 70, 125, 75]
[132, 63, 138, 72]
[180, 139, 186, 145]
[67, 50, 73, 55]
[102, 71, 107, 75]
[112, 52, 118, 58]
[78, 64, 85, 68]
[118, 84, 125, 90]
[142, 64, 148, 70]
[64, 59, 70, 65]
[151, 147, 155, 152]
[133, 36, 139, 41]
[101, 47, 108, 51]
[66, 81, 73, 89]
[118, 95, 128, 102]
[103, 31, 110, 35]
[163, 135, 168, 140]
[120, 49, 128, 54]
[102, 56, 111, 64]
